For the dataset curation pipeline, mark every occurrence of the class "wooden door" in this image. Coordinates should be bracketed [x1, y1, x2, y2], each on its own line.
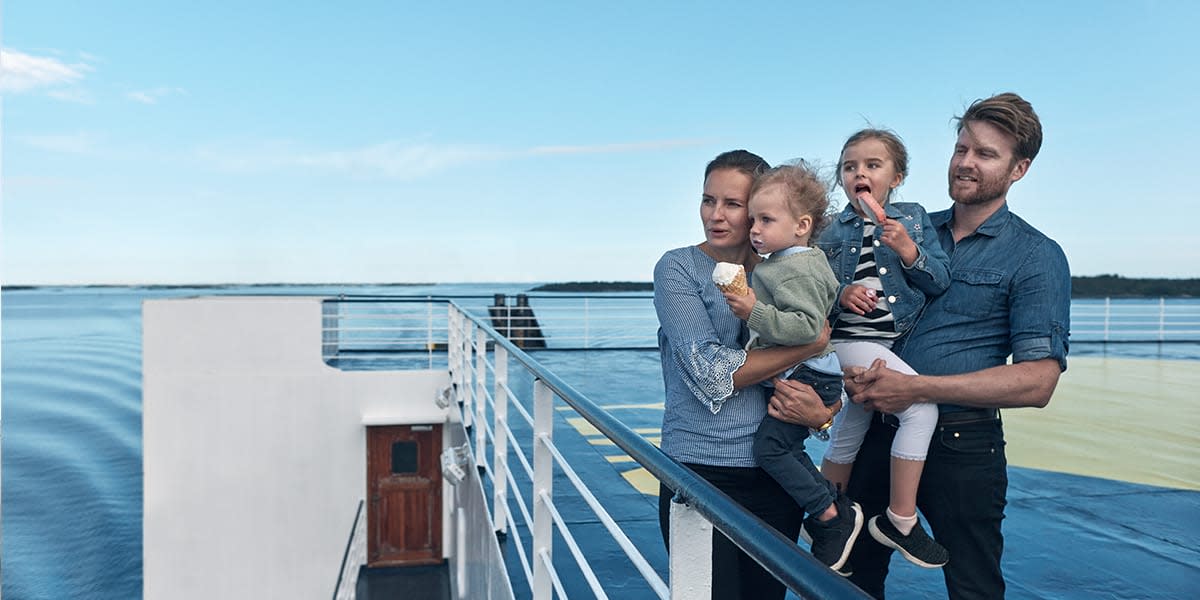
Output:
[367, 424, 443, 566]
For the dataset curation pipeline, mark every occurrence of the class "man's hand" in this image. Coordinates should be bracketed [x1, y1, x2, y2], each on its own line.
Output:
[723, 287, 757, 321]
[844, 358, 921, 414]
[768, 378, 838, 428]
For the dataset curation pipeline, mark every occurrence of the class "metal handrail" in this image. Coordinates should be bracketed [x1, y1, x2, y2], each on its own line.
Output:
[447, 301, 869, 600]
[331, 499, 366, 600]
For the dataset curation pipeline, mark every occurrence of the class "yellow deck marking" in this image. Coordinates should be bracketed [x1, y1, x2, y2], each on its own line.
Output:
[606, 456, 636, 463]
[589, 437, 661, 447]
[621, 467, 661, 496]
[559, 402, 665, 411]
[565, 417, 658, 437]
[1004, 356, 1200, 491]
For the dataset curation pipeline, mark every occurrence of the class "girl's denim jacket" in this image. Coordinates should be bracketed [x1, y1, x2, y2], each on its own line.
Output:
[815, 201, 951, 336]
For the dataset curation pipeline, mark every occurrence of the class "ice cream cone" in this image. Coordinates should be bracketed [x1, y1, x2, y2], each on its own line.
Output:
[712, 262, 749, 295]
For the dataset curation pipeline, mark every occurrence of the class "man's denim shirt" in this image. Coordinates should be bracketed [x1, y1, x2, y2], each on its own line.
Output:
[816, 202, 951, 336]
[895, 204, 1071, 410]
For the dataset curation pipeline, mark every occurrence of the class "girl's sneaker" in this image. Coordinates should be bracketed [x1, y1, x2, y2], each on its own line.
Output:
[867, 515, 949, 568]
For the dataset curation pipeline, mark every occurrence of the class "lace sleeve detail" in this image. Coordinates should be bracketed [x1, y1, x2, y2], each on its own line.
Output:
[655, 247, 751, 415]
[672, 340, 747, 414]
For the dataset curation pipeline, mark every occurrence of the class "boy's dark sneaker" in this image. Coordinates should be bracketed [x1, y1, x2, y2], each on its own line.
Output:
[804, 494, 863, 574]
[867, 515, 949, 568]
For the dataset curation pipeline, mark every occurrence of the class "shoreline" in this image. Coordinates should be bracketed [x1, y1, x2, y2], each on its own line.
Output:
[3, 278, 1198, 298]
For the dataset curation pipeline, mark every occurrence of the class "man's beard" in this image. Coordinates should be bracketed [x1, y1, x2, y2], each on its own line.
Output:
[948, 168, 1009, 205]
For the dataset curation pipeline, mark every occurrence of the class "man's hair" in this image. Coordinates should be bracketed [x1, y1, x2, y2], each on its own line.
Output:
[705, 149, 770, 180]
[749, 160, 832, 239]
[956, 92, 1043, 163]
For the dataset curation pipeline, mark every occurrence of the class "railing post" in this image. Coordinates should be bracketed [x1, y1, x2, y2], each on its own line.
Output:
[1159, 297, 1166, 342]
[475, 327, 488, 456]
[492, 346, 509, 535]
[669, 496, 713, 600]
[426, 297, 434, 369]
[460, 319, 474, 429]
[448, 308, 460, 400]
[532, 379, 554, 600]
[1104, 297, 1111, 343]
[584, 298, 591, 350]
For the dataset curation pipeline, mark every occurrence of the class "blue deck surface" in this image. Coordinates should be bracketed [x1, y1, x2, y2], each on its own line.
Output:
[513, 350, 1200, 599]
[523, 429, 1200, 599]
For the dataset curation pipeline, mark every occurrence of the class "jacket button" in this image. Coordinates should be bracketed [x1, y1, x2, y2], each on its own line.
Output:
[879, 267, 888, 275]
[873, 239, 881, 247]
[850, 248, 857, 254]
[887, 295, 897, 303]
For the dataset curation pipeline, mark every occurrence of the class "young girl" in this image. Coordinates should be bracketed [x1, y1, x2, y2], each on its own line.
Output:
[816, 129, 952, 568]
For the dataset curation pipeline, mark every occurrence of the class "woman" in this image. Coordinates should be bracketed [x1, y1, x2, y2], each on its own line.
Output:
[654, 149, 842, 599]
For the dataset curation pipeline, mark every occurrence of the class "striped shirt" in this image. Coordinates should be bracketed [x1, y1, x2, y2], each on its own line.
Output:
[832, 224, 901, 343]
[654, 245, 769, 467]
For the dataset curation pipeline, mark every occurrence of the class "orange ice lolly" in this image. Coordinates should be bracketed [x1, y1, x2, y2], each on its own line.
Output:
[858, 193, 887, 225]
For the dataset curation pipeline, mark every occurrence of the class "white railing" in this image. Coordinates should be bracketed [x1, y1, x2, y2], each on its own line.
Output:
[321, 297, 1200, 369]
[1070, 298, 1200, 342]
[332, 500, 367, 600]
[443, 302, 868, 600]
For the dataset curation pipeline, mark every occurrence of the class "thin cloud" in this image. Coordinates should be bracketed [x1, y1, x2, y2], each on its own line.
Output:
[528, 139, 708, 155]
[196, 138, 706, 179]
[19, 132, 100, 154]
[0, 48, 92, 93]
[47, 88, 95, 104]
[127, 86, 187, 105]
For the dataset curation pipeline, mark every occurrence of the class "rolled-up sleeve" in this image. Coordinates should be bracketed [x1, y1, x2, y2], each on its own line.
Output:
[654, 252, 747, 413]
[1009, 238, 1071, 371]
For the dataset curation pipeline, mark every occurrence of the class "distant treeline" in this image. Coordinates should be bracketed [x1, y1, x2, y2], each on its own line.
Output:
[531, 281, 654, 292]
[533, 276, 1200, 298]
[1070, 275, 1199, 298]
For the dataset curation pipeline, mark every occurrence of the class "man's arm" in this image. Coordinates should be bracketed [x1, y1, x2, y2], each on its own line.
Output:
[846, 357, 1062, 414]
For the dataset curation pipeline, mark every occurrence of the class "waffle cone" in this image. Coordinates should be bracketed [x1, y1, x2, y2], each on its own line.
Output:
[715, 268, 749, 296]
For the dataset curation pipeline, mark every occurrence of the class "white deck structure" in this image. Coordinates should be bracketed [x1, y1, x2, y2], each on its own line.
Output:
[143, 297, 455, 599]
[142, 295, 868, 600]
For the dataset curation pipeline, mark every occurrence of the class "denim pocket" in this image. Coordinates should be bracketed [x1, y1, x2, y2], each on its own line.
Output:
[944, 268, 1004, 318]
[934, 424, 1006, 459]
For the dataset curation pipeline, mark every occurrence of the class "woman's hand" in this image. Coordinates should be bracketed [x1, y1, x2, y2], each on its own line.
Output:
[722, 287, 757, 321]
[767, 378, 839, 428]
[878, 220, 919, 266]
[839, 284, 878, 315]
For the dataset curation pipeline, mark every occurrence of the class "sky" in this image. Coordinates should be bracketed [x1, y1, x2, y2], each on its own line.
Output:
[2, 1, 1198, 285]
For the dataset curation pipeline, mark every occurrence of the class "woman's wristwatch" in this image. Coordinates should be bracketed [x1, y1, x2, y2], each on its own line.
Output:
[816, 416, 834, 433]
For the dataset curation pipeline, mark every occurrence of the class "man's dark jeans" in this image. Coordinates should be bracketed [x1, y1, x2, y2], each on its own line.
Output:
[847, 415, 1008, 600]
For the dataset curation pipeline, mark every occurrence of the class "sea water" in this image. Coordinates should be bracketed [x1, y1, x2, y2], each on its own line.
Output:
[3, 286, 1198, 599]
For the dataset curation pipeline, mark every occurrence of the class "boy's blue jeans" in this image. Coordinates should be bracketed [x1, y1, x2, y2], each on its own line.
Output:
[752, 365, 843, 516]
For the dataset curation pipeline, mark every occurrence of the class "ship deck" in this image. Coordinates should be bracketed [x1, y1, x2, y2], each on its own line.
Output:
[550, 355, 1199, 599]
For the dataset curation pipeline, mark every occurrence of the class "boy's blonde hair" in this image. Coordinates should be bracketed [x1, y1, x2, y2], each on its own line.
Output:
[749, 161, 831, 238]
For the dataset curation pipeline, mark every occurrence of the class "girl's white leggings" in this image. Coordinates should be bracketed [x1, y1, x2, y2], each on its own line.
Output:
[824, 340, 938, 464]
